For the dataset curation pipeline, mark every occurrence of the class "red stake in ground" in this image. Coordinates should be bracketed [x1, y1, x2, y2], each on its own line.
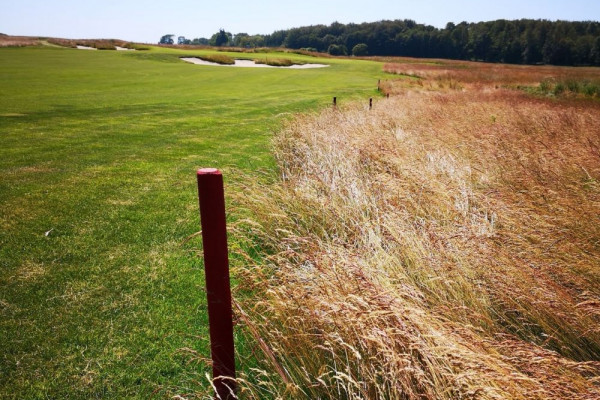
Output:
[197, 168, 236, 399]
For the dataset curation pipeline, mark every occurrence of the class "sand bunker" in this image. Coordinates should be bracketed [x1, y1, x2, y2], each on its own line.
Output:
[76, 45, 135, 51]
[181, 57, 329, 69]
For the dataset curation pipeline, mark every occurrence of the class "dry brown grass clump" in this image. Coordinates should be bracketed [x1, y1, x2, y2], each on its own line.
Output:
[197, 54, 236, 65]
[0, 34, 42, 47]
[227, 80, 600, 398]
[253, 58, 304, 67]
[382, 59, 600, 94]
[44, 37, 134, 50]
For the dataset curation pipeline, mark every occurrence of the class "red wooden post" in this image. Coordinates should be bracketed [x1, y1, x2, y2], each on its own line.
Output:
[333, 96, 337, 108]
[197, 168, 236, 400]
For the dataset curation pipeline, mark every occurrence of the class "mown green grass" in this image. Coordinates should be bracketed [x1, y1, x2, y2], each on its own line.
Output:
[0, 45, 382, 398]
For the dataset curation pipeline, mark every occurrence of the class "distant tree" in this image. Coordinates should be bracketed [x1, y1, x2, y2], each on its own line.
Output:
[264, 30, 287, 47]
[178, 36, 191, 45]
[352, 43, 368, 56]
[159, 34, 175, 45]
[543, 37, 574, 65]
[328, 44, 347, 56]
[592, 37, 600, 64]
[283, 28, 303, 48]
[322, 34, 336, 49]
[346, 30, 369, 50]
[242, 35, 265, 48]
[211, 29, 232, 47]
[224, 19, 600, 66]
[573, 36, 593, 64]
[192, 38, 209, 45]
[233, 33, 249, 47]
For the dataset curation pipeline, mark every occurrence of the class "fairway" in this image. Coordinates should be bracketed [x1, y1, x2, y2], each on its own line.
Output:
[0, 45, 382, 398]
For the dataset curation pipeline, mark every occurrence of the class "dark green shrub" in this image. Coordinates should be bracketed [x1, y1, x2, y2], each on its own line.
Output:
[582, 82, 600, 97]
[553, 82, 566, 95]
[327, 44, 347, 56]
[566, 80, 580, 93]
[352, 43, 368, 56]
[539, 79, 552, 94]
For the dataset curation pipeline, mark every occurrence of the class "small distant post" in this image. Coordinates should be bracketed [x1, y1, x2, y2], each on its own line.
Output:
[333, 96, 337, 109]
[197, 168, 236, 400]
[369, 98, 373, 110]
[386, 93, 390, 99]
[377, 79, 381, 91]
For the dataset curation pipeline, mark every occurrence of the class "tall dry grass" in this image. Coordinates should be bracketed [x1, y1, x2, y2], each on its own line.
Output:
[382, 59, 600, 94]
[223, 77, 600, 398]
[0, 34, 42, 47]
[44, 37, 133, 49]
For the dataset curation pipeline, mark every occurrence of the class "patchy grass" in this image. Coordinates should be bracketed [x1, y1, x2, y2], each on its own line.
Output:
[382, 59, 600, 92]
[529, 78, 600, 98]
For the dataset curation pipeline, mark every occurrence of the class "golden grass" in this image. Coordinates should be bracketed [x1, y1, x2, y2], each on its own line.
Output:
[382, 59, 600, 94]
[225, 65, 600, 398]
[0, 35, 42, 47]
[44, 37, 132, 50]
[253, 58, 304, 67]
[197, 54, 236, 65]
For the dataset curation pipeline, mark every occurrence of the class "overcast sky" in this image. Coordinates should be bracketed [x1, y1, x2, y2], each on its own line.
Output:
[2, 0, 599, 43]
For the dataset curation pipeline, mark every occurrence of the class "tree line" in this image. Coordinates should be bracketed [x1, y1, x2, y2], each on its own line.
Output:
[161, 19, 600, 66]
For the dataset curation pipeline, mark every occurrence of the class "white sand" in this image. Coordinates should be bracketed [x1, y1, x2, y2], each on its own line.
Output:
[181, 57, 329, 69]
[115, 46, 135, 51]
[76, 45, 97, 50]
